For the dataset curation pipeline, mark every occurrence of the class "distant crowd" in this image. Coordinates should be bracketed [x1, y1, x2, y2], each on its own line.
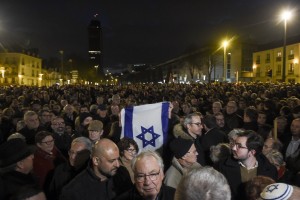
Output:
[0, 82, 300, 200]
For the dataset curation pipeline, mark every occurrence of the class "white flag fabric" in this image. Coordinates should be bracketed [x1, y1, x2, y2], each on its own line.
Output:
[120, 102, 169, 151]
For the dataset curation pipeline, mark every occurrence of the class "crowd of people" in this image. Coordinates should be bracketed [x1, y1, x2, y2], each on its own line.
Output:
[0, 82, 300, 199]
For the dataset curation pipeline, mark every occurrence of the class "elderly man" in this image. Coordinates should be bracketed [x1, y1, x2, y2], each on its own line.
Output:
[223, 101, 243, 131]
[164, 137, 199, 189]
[262, 138, 283, 155]
[111, 94, 121, 106]
[218, 130, 277, 200]
[175, 166, 231, 200]
[116, 150, 175, 200]
[60, 138, 132, 200]
[212, 101, 223, 115]
[49, 137, 92, 199]
[19, 110, 46, 145]
[0, 138, 38, 199]
[88, 120, 104, 144]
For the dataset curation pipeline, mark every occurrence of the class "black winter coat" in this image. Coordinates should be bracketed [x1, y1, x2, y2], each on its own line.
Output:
[59, 165, 132, 200]
[0, 171, 39, 200]
[217, 154, 277, 200]
[115, 184, 175, 200]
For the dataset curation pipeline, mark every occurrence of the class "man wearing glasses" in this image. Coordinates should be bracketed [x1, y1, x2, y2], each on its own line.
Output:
[116, 151, 175, 200]
[217, 130, 277, 200]
[50, 117, 72, 158]
[179, 112, 206, 165]
[171, 112, 205, 168]
[49, 137, 92, 199]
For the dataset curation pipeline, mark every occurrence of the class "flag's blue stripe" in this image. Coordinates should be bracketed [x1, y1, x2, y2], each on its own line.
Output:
[161, 102, 169, 144]
[124, 107, 134, 139]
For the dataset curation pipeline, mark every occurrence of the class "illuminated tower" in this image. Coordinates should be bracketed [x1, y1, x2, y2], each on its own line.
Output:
[88, 14, 103, 77]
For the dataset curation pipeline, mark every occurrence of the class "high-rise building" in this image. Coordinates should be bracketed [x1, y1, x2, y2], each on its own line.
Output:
[88, 14, 103, 77]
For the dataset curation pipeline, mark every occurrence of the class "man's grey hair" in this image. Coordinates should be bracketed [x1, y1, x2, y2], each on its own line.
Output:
[228, 128, 245, 141]
[175, 166, 231, 200]
[131, 150, 164, 172]
[183, 112, 202, 127]
[213, 101, 222, 108]
[265, 150, 285, 166]
[210, 143, 231, 163]
[24, 110, 37, 121]
[72, 137, 93, 152]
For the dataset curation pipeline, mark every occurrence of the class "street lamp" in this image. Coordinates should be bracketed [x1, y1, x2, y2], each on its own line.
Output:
[69, 59, 73, 70]
[0, 67, 5, 78]
[59, 50, 64, 80]
[94, 65, 99, 73]
[281, 10, 292, 82]
[222, 40, 229, 82]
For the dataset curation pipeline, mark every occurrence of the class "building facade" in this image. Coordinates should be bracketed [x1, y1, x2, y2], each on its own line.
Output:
[122, 39, 256, 84]
[0, 52, 43, 86]
[253, 43, 300, 83]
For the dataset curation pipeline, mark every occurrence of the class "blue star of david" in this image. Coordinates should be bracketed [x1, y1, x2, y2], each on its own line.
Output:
[266, 184, 279, 193]
[136, 126, 160, 148]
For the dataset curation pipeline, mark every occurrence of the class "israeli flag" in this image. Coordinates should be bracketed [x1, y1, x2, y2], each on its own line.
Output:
[121, 102, 169, 151]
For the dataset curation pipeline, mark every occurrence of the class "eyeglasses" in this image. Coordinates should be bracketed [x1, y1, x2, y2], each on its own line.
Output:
[41, 139, 55, 145]
[190, 122, 202, 126]
[52, 122, 65, 126]
[126, 148, 137, 153]
[135, 169, 160, 182]
[231, 142, 248, 150]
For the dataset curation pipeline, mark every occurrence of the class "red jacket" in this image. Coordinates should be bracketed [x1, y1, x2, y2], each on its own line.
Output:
[33, 146, 66, 188]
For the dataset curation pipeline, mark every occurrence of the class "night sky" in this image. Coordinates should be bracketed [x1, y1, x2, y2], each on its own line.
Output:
[1, 0, 300, 67]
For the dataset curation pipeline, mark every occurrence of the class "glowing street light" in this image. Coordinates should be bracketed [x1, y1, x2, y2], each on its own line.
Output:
[59, 50, 64, 81]
[280, 10, 292, 82]
[94, 65, 99, 73]
[223, 40, 229, 82]
[0, 67, 5, 78]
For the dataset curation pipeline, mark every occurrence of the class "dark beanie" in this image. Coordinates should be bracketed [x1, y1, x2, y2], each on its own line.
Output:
[79, 112, 92, 124]
[169, 137, 194, 159]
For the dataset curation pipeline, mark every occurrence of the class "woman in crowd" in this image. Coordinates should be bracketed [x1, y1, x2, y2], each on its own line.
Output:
[33, 131, 66, 189]
[265, 150, 295, 184]
[117, 137, 139, 183]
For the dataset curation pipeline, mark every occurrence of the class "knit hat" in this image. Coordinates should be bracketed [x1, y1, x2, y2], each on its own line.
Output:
[169, 137, 194, 159]
[0, 138, 35, 169]
[260, 183, 293, 200]
[79, 112, 92, 124]
[88, 120, 103, 131]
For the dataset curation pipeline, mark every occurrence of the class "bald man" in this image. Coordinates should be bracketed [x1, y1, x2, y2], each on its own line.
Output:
[60, 139, 132, 200]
